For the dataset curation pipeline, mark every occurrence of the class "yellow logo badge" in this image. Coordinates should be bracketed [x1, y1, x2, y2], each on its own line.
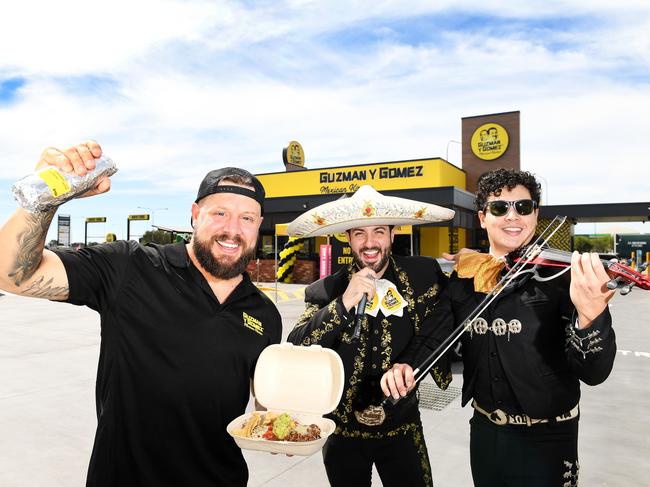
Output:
[382, 287, 403, 311]
[470, 123, 509, 161]
[243, 312, 264, 335]
[366, 293, 379, 313]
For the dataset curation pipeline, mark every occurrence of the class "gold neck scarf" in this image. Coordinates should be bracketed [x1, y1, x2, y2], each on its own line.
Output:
[456, 252, 506, 294]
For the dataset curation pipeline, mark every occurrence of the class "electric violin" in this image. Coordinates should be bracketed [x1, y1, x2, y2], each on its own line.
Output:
[513, 246, 650, 295]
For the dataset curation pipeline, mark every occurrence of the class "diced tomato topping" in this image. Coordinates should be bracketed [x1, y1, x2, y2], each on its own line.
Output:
[262, 425, 277, 440]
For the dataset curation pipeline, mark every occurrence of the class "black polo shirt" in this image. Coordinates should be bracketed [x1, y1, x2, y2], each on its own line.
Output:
[53, 241, 282, 487]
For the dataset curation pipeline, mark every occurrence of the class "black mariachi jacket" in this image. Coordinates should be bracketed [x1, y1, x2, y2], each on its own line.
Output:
[287, 256, 451, 436]
[435, 266, 616, 419]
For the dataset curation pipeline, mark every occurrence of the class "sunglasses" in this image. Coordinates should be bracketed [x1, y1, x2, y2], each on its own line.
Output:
[483, 199, 538, 217]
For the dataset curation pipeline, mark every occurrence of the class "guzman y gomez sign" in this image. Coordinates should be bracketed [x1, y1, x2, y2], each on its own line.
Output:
[317, 163, 425, 194]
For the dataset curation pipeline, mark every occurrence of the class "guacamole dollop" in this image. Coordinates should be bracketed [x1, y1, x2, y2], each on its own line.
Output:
[272, 413, 295, 440]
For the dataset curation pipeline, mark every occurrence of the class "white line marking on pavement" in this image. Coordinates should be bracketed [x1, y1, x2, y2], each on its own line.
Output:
[617, 350, 650, 358]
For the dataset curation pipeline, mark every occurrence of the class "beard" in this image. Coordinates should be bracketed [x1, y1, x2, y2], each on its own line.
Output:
[351, 244, 391, 273]
[192, 233, 256, 280]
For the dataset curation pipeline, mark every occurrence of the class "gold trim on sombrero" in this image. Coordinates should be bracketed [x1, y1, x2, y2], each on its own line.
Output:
[313, 213, 326, 226]
[286, 185, 455, 237]
[362, 201, 376, 217]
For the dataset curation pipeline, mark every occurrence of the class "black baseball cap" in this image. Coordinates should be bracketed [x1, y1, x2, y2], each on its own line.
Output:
[195, 167, 265, 215]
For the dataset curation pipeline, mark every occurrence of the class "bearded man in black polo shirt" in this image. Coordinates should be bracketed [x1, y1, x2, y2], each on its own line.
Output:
[0, 140, 282, 486]
[382, 168, 616, 486]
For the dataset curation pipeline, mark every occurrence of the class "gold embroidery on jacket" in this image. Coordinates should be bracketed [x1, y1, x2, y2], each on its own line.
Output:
[335, 421, 416, 438]
[380, 317, 392, 371]
[293, 303, 319, 330]
[413, 425, 433, 487]
[331, 330, 367, 425]
[300, 300, 341, 346]
[430, 367, 452, 390]
[394, 259, 418, 333]
[417, 283, 440, 318]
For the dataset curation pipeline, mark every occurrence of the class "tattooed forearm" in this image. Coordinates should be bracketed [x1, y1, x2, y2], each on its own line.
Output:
[22, 275, 69, 299]
[8, 209, 56, 286]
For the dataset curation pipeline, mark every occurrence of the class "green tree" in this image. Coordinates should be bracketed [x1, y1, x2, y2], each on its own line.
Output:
[140, 230, 173, 245]
[574, 235, 613, 253]
[574, 236, 594, 252]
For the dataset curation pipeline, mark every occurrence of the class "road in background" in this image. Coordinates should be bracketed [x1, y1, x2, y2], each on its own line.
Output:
[1, 285, 648, 486]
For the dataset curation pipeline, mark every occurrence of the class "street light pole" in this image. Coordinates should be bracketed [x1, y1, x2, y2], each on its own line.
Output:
[137, 206, 168, 228]
[536, 175, 549, 205]
[446, 140, 461, 164]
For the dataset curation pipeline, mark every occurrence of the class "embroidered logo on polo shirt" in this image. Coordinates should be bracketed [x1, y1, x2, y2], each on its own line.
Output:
[243, 312, 264, 335]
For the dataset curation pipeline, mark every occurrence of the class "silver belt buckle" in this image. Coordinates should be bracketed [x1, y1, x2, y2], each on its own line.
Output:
[354, 405, 386, 426]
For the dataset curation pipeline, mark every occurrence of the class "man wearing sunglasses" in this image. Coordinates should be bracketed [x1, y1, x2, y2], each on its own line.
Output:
[382, 168, 616, 486]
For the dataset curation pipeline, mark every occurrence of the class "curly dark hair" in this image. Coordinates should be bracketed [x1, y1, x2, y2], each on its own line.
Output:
[475, 168, 541, 211]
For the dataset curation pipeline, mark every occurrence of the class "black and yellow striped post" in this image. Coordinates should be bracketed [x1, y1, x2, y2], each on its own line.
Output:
[537, 217, 572, 251]
[277, 237, 306, 283]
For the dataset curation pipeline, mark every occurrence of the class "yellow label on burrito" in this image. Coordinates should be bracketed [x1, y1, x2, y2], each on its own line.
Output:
[38, 168, 71, 197]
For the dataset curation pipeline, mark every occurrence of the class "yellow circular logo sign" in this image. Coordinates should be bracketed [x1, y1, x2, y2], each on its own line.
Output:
[471, 123, 509, 160]
[283, 140, 305, 167]
[333, 232, 349, 243]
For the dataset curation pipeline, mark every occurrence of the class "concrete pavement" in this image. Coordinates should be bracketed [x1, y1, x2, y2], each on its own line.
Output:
[1, 283, 649, 486]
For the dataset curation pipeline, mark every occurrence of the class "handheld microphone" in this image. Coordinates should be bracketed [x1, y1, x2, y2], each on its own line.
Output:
[352, 293, 368, 340]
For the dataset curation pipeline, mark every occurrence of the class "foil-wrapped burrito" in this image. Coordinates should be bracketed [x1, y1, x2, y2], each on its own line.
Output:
[11, 156, 118, 212]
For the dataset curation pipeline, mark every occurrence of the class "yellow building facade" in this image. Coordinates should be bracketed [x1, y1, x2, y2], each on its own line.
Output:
[256, 157, 475, 260]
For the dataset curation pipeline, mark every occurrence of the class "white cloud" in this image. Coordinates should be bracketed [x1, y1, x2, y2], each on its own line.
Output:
[0, 0, 221, 75]
[1, 0, 649, 243]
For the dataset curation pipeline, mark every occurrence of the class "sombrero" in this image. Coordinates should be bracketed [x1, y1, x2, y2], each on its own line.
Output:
[286, 185, 455, 237]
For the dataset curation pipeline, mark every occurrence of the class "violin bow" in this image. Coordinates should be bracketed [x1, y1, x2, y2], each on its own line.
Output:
[383, 215, 568, 407]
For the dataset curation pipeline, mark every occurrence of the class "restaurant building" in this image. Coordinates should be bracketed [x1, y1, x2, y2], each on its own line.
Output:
[236, 111, 648, 283]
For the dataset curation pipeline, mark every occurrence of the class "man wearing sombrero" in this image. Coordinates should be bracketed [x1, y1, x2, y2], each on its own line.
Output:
[286, 185, 455, 487]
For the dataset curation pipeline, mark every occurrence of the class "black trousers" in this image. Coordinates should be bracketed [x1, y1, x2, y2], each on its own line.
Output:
[322, 423, 433, 487]
[470, 411, 579, 487]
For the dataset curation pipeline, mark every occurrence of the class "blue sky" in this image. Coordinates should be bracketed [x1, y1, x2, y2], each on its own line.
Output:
[1, 0, 649, 244]
[0, 78, 26, 105]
